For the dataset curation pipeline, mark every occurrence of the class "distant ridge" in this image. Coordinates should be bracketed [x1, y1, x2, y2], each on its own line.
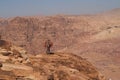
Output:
[100, 8, 120, 16]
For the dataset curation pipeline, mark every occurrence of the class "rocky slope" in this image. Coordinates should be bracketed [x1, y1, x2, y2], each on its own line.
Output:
[0, 40, 105, 80]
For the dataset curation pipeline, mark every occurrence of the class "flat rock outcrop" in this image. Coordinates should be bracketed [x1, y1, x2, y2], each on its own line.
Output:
[0, 40, 105, 80]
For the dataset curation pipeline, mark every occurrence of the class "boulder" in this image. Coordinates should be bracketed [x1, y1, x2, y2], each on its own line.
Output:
[1, 51, 12, 56]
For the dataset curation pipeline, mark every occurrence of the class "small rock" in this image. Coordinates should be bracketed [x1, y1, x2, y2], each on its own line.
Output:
[1, 51, 12, 56]
[48, 74, 54, 80]
[0, 62, 2, 67]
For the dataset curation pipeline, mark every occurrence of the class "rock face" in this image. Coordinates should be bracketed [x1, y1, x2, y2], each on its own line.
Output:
[0, 40, 105, 80]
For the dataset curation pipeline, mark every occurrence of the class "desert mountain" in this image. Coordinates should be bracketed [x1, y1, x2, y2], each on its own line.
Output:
[0, 40, 105, 80]
[0, 9, 120, 54]
[0, 8, 120, 79]
[101, 8, 120, 16]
